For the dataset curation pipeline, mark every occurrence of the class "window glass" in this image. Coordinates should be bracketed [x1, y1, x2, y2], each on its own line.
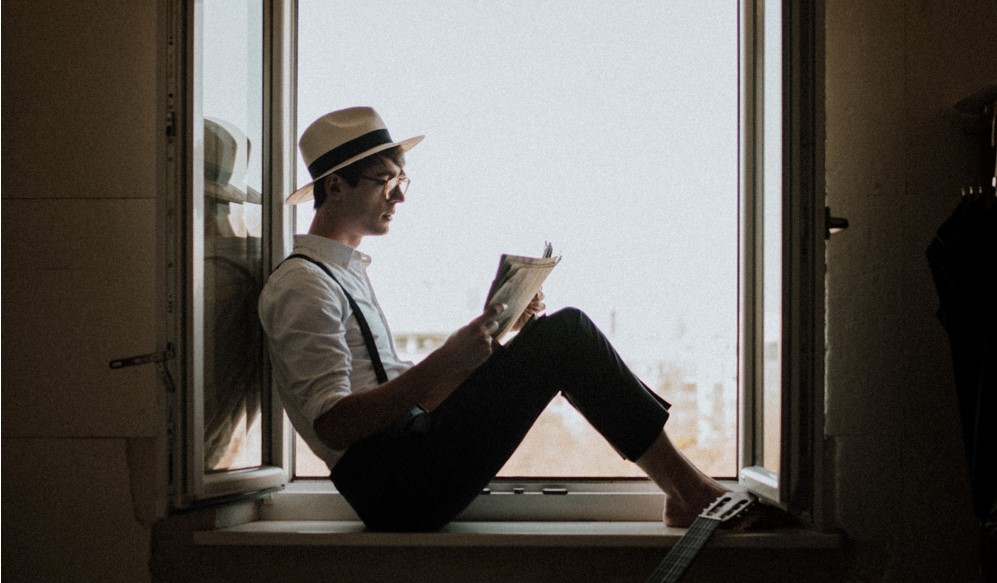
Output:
[199, 0, 265, 472]
[761, 0, 783, 474]
[294, 0, 738, 478]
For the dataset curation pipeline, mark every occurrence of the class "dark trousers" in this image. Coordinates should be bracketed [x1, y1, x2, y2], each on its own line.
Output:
[329, 308, 671, 531]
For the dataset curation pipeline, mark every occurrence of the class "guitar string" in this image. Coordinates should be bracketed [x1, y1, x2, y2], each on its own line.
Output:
[653, 520, 705, 579]
[664, 523, 718, 579]
[648, 517, 721, 582]
[647, 496, 756, 582]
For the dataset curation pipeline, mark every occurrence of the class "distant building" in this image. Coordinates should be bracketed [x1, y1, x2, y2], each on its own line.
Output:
[394, 331, 449, 362]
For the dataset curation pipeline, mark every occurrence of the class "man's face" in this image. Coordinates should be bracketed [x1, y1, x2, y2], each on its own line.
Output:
[332, 156, 406, 245]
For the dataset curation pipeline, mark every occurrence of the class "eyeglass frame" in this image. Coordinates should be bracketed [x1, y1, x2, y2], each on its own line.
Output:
[358, 173, 410, 199]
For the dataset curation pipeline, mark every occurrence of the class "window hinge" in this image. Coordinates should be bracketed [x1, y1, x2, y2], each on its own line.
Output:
[109, 345, 176, 369]
[165, 112, 177, 138]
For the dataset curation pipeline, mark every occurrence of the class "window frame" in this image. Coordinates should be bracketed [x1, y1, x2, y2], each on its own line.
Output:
[738, 0, 826, 518]
[165, 0, 297, 507]
[778, 0, 826, 521]
[167, 0, 826, 522]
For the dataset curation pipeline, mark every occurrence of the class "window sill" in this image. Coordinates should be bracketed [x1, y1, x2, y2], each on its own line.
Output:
[193, 519, 842, 550]
[257, 479, 738, 522]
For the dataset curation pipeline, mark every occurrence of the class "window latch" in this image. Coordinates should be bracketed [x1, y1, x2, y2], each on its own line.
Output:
[825, 206, 849, 239]
[109, 345, 175, 369]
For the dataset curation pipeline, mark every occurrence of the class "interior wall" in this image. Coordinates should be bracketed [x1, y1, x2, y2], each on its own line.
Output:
[2, 0, 994, 582]
[1, 1, 165, 581]
[824, 0, 995, 580]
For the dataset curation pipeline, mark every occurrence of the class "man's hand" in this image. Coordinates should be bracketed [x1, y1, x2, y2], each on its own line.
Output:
[439, 303, 506, 374]
[511, 290, 546, 332]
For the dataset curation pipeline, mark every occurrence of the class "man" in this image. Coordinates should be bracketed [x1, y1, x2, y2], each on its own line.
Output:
[259, 106, 727, 532]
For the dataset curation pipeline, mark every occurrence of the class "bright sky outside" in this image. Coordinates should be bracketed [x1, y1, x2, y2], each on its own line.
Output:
[294, 1, 739, 390]
[201, 0, 749, 476]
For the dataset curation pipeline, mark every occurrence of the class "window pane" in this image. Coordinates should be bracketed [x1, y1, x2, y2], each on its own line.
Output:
[761, 0, 783, 474]
[200, 0, 265, 472]
[294, 1, 738, 478]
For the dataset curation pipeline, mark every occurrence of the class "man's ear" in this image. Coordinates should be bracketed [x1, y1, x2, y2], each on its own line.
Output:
[323, 174, 345, 202]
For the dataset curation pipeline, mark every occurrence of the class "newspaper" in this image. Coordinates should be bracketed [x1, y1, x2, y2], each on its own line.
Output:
[484, 241, 560, 342]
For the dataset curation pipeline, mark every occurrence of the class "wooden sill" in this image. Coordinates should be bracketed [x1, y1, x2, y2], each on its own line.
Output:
[193, 520, 843, 549]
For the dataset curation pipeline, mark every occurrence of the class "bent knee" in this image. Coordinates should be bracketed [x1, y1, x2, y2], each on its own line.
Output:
[541, 307, 594, 332]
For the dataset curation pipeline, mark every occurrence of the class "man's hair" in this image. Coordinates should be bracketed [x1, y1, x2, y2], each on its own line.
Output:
[313, 146, 406, 209]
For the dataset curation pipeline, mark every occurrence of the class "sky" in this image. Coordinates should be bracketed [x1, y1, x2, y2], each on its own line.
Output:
[293, 1, 741, 384]
[196, 0, 795, 476]
[202, 0, 747, 388]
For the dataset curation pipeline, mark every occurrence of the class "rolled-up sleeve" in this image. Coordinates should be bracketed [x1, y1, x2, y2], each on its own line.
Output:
[259, 263, 353, 424]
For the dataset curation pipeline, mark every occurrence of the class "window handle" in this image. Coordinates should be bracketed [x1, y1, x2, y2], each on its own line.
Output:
[825, 206, 849, 239]
[109, 345, 175, 369]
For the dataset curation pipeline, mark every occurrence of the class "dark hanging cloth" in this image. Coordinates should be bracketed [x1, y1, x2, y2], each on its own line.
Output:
[927, 193, 997, 521]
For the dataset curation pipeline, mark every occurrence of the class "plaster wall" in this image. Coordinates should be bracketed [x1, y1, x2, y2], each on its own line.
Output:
[824, 0, 995, 579]
[2, 1, 165, 581]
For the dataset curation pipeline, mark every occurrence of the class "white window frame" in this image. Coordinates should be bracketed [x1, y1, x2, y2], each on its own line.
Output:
[165, 0, 296, 507]
[738, 0, 826, 519]
[167, 0, 826, 523]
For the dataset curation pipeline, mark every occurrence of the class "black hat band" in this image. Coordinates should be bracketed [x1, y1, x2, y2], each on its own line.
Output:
[306, 129, 392, 180]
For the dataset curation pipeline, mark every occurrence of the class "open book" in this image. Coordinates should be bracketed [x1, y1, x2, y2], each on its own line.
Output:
[484, 242, 561, 342]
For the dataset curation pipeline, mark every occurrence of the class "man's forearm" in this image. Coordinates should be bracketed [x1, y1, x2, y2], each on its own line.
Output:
[315, 304, 504, 451]
[312, 347, 466, 450]
[418, 372, 471, 411]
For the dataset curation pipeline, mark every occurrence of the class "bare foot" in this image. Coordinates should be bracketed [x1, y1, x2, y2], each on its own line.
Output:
[634, 431, 732, 527]
[662, 482, 728, 527]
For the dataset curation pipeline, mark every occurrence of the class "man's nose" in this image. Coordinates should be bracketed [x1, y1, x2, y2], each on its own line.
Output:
[387, 186, 405, 203]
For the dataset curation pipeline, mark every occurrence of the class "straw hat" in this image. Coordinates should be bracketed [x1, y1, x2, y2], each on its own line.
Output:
[204, 117, 262, 204]
[286, 107, 424, 205]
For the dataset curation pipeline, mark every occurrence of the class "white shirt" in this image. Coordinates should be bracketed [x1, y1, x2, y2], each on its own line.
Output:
[258, 234, 412, 470]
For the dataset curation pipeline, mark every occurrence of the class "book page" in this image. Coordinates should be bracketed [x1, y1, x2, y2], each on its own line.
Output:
[485, 244, 560, 342]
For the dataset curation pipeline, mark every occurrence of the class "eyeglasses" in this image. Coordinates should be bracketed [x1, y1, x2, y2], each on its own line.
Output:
[359, 173, 410, 199]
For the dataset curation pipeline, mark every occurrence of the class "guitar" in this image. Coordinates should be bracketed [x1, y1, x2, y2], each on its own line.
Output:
[644, 491, 758, 583]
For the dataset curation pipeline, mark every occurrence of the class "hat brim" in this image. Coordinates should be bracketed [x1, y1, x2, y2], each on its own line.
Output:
[205, 182, 263, 205]
[285, 134, 424, 206]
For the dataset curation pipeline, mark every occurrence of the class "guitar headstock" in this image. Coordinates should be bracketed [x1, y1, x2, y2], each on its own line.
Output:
[699, 491, 757, 524]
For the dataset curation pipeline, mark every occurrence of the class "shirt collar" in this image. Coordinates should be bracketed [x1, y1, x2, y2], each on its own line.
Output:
[293, 234, 371, 269]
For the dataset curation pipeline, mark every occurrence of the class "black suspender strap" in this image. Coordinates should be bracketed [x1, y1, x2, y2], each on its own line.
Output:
[282, 253, 389, 384]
